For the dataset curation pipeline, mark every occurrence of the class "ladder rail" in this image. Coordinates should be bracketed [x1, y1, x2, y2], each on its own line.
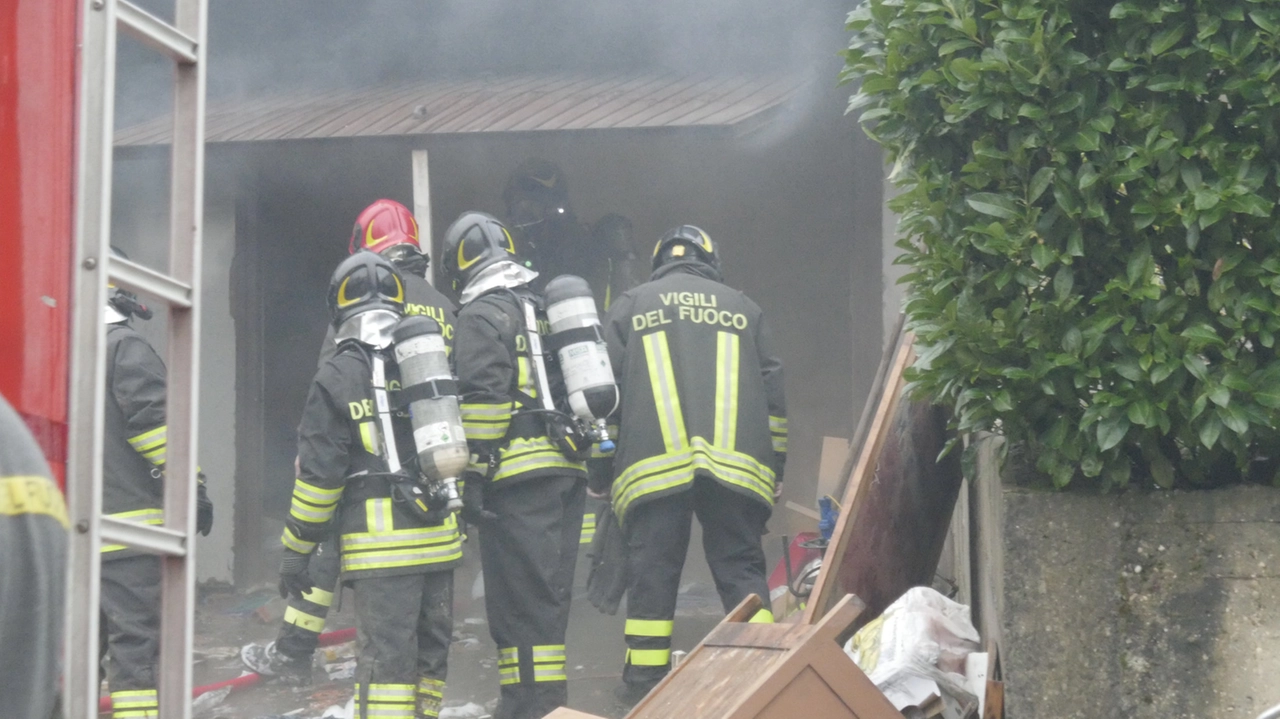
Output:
[65, 0, 207, 716]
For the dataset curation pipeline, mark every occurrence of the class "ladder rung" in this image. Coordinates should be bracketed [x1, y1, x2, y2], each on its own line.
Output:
[108, 255, 193, 309]
[116, 0, 199, 64]
[101, 516, 188, 556]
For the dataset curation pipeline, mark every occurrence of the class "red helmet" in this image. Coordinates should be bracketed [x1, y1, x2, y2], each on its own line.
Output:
[349, 199, 421, 255]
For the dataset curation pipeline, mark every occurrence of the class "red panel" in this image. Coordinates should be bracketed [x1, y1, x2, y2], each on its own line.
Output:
[0, 0, 78, 488]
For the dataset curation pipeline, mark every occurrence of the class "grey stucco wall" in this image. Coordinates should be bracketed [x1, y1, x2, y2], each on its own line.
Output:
[973, 442, 1280, 718]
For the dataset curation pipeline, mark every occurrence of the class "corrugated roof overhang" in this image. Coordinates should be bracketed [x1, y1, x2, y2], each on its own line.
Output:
[115, 72, 807, 146]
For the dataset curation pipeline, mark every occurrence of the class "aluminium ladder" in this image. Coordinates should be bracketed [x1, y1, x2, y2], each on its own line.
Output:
[65, 0, 208, 717]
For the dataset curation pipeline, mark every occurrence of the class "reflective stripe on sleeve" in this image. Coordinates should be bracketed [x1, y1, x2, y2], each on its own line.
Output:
[281, 526, 317, 554]
[301, 585, 334, 607]
[101, 509, 165, 553]
[0, 475, 69, 528]
[460, 402, 513, 441]
[359, 422, 380, 455]
[769, 415, 788, 453]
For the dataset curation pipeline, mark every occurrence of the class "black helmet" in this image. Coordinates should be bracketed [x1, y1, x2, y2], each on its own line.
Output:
[652, 225, 720, 272]
[441, 211, 519, 290]
[503, 158, 570, 229]
[327, 251, 405, 328]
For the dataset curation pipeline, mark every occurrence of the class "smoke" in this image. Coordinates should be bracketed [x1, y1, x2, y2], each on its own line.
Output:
[115, 0, 848, 127]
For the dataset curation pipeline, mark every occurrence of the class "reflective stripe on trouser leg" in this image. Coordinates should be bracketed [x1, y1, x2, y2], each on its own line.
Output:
[417, 678, 445, 719]
[354, 683, 415, 719]
[111, 689, 158, 719]
[498, 646, 520, 685]
[624, 618, 673, 672]
[532, 644, 567, 682]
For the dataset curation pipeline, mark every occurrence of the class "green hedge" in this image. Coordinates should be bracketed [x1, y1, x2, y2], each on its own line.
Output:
[844, 0, 1280, 487]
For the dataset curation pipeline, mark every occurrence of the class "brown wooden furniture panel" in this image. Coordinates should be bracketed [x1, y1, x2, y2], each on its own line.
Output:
[616, 594, 903, 719]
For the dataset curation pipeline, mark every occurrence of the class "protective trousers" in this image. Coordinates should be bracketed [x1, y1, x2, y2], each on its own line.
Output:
[621, 476, 772, 687]
[352, 571, 454, 719]
[276, 538, 342, 658]
[100, 554, 161, 718]
[479, 475, 585, 719]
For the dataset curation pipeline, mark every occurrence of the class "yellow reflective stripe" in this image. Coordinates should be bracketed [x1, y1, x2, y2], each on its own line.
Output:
[111, 689, 157, 706]
[769, 416, 787, 432]
[492, 437, 586, 481]
[460, 402, 514, 417]
[102, 510, 165, 552]
[516, 357, 537, 403]
[281, 527, 317, 554]
[713, 331, 740, 449]
[114, 712, 159, 719]
[340, 543, 463, 572]
[625, 619, 674, 637]
[498, 647, 519, 665]
[460, 402, 513, 439]
[643, 331, 687, 453]
[532, 664, 566, 682]
[626, 648, 671, 667]
[294, 479, 343, 504]
[290, 496, 337, 523]
[359, 422, 380, 455]
[0, 475, 69, 528]
[498, 666, 521, 685]
[367, 684, 416, 701]
[140, 446, 166, 465]
[365, 498, 393, 533]
[579, 513, 596, 544]
[532, 644, 566, 662]
[613, 439, 775, 521]
[417, 678, 445, 696]
[579, 528, 595, 544]
[127, 425, 167, 450]
[749, 608, 775, 624]
[284, 606, 326, 633]
[302, 586, 334, 607]
[341, 524, 460, 551]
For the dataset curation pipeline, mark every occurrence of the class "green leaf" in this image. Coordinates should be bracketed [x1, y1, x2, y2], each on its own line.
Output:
[1097, 415, 1130, 451]
[1063, 327, 1083, 355]
[1054, 265, 1074, 300]
[966, 193, 1020, 219]
[1150, 24, 1187, 56]
[1017, 104, 1048, 120]
[1181, 325, 1224, 347]
[1183, 354, 1209, 381]
[1250, 11, 1280, 35]
[1031, 242, 1055, 269]
[1218, 405, 1249, 434]
[1149, 452, 1175, 489]
[1255, 386, 1280, 409]
[1200, 415, 1223, 448]
[1128, 400, 1157, 428]
[1067, 228, 1084, 256]
[1029, 166, 1055, 202]
[1208, 385, 1231, 408]
[1194, 188, 1219, 211]
[938, 38, 978, 56]
[1180, 164, 1202, 192]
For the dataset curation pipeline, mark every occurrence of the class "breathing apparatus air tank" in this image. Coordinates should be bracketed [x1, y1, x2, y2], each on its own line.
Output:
[392, 316, 467, 512]
[544, 275, 619, 452]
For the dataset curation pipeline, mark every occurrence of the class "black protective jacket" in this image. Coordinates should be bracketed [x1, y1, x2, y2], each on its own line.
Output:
[0, 395, 67, 719]
[602, 262, 787, 524]
[454, 286, 587, 486]
[282, 343, 462, 578]
[319, 273, 456, 367]
[102, 323, 168, 558]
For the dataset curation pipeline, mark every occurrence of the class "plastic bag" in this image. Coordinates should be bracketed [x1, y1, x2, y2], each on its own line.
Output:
[844, 586, 981, 708]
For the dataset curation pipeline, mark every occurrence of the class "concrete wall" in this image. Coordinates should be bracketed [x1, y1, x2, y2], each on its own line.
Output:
[966, 437, 1280, 718]
[110, 154, 238, 583]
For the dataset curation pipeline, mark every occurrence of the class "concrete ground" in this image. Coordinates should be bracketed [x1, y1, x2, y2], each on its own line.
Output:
[182, 528, 750, 719]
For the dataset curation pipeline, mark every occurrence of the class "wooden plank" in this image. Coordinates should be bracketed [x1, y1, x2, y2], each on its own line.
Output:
[544, 709, 608, 719]
[836, 312, 907, 501]
[703, 622, 815, 650]
[816, 435, 852, 502]
[983, 681, 1004, 719]
[803, 333, 915, 624]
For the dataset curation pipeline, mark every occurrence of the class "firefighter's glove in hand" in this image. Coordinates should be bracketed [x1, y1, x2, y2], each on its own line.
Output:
[460, 471, 498, 526]
[278, 549, 313, 601]
[196, 475, 214, 536]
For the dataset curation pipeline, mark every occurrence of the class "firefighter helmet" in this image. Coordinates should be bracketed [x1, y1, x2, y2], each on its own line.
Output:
[105, 246, 153, 322]
[652, 225, 720, 272]
[440, 211, 519, 290]
[327, 251, 405, 329]
[349, 199, 423, 256]
[503, 158, 570, 229]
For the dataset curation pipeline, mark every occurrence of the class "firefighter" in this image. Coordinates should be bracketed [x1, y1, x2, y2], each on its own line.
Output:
[600, 225, 787, 705]
[503, 159, 639, 313]
[443, 211, 587, 719]
[504, 162, 640, 555]
[100, 267, 214, 718]
[276, 252, 461, 719]
[243, 199, 457, 684]
[0, 393, 68, 719]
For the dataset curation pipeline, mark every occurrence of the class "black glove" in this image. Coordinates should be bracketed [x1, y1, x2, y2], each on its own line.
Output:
[278, 548, 313, 601]
[459, 470, 497, 527]
[196, 473, 214, 536]
[772, 452, 786, 500]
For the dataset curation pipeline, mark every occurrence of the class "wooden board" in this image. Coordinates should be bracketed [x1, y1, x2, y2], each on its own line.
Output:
[804, 329, 965, 628]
